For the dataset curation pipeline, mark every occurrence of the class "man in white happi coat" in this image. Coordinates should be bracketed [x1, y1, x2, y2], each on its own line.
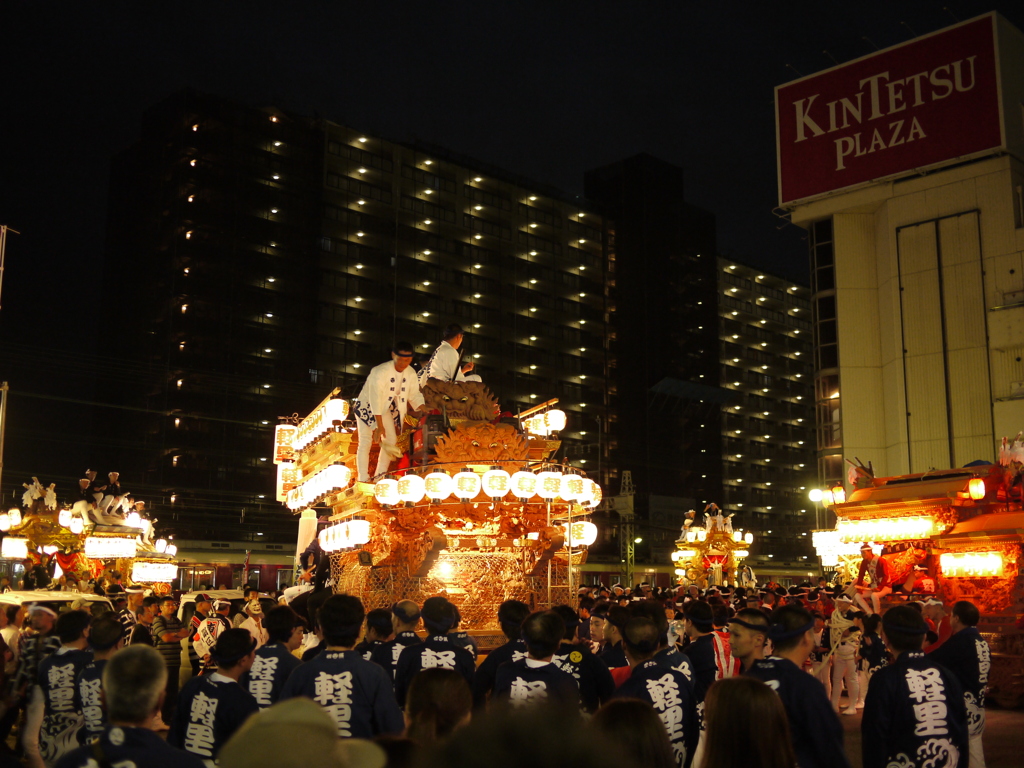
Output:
[420, 323, 481, 383]
[352, 341, 426, 482]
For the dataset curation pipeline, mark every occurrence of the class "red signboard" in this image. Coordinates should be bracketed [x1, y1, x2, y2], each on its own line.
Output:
[776, 14, 1004, 205]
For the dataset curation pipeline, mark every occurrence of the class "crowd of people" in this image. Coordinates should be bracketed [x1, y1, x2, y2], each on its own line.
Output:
[0, 567, 993, 768]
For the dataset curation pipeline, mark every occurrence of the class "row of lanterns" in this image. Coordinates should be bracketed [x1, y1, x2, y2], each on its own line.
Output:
[521, 409, 567, 437]
[835, 515, 939, 543]
[318, 519, 372, 552]
[286, 464, 353, 511]
[939, 551, 1003, 578]
[374, 469, 602, 507]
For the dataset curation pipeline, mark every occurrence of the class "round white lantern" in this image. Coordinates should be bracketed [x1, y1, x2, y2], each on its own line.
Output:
[374, 478, 399, 506]
[482, 469, 511, 498]
[510, 471, 538, 498]
[424, 472, 454, 500]
[453, 471, 482, 500]
[69, 517, 85, 535]
[58, 509, 72, 528]
[544, 409, 567, 432]
[536, 471, 562, 500]
[559, 474, 584, 502]
[397, 474, 426, 503]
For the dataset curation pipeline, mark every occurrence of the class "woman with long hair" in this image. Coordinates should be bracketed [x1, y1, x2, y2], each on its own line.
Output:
[404, 667, 472, 745]
[590, 699, 675, 768]
[702, 677, 797, 768]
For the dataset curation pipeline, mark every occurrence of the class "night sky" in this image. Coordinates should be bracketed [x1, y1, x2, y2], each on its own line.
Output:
[2, 1, 1022, 491]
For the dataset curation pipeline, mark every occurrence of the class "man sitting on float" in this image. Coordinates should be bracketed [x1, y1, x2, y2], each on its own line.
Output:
[352, 341, 426, 483]
[853, 542, 892, 614]
[419, 323, 481, 384]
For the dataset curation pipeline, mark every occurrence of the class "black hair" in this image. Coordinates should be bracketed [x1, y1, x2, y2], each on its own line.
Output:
[578, 596, 595, 611]
[55, 609, 91, 644]
[711, 603, 732, 628]
[141, 596, 160, 609]
[212, 628, 256, 667]
[863, 614, 882, 634]
[882, 605, 928, 653]
[393, 340, 415, 356]
[951, 600, 979, 627]
[550, 604, 580, 641]
[442, 324, 464, 341]
[5, 604, 18, 624]
[318, 594, 366, 647]
[606, 605, 631, 633]
[905, 601, 924, 615]
[265, 605, 303, 644]
[304, 588, 333, 632]
[521, 611, 564, 659]
[423, 596, 457, 636]
[767, 604, 813, 653]
[366, 608, 393, 637]
[622, 617, 660, 660]
[683, 600, 713, 631]
[89, 614, 124, 651]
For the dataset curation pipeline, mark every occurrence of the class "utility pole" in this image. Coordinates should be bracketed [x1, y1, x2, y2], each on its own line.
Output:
[0, 225, 21, 311]
[0, 382, 8, 502]
[619, 471, 635, 588]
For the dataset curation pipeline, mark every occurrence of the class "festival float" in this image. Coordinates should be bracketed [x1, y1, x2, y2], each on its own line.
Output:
[812, 436, 1024, 707]
[275, 381, 602, 646]
[670, 503, 755, 588]
[0, 474, 179, 593]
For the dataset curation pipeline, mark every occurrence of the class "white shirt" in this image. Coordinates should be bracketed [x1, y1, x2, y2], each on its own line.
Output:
[421, 340, 469, 383]
[239, 617, 269, 648]
[355, 361, 424, 422]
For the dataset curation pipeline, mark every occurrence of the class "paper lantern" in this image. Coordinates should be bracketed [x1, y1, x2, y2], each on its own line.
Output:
[578, 478, 597, 506]
[831, 485, 846, 504]
[397, 474, 426, 503]
[69, 517, 85, 535]
[58, 509, 72, 528]
[9, 509, 21, 528]
[510, 471, 538, 498]
[563, 520, 598, 546]
[125, 512, 143, 529]
[1, 537, 29, 559]
[584, 483, 603, 509]
[536, 471, 562, 500]
[453, 471, 482, 500]
[85, 537, 137, 559]
[808, 489, 823, 502]
[968, 478, 986, 500]
[155, 539, 168, 554]
[733, 549, 749, 558]
[696, 529, 707, 542]
[732, 530, 742, 542]
[674, 568, 685, 576]
[374, 478, 400, 506]
[544, 409, 567, 432]
[822, 489, 835, 506]
[166, 543, 178, 557]
[559, 474, 584, 502]
[319, 519, 372, 552]
[522, 415, 548, 436]
[940, 551, 1003, 578]
[424, 472, 454, 500]
[482, 469, 511, 498]
[744, 532, 753, 544]
[670, 550, 681, 561]
[0, 514, 10, 532]
[131, 561, 178, 583]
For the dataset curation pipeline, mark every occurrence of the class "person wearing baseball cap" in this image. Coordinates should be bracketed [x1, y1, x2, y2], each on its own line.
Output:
[169, 629, 259, 764]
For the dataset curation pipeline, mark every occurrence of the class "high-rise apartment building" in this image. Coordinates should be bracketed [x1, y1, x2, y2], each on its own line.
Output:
[717, 258, 817, 565]
[103, 88, 612, 543]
